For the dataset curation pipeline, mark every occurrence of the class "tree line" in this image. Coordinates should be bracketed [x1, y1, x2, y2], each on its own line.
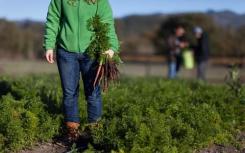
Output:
[0, 13, 244, 59]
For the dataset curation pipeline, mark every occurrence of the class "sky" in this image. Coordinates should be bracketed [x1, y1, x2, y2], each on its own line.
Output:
[0, 0, 244, 21]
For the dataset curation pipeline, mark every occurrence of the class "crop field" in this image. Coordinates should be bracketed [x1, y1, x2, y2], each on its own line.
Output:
[0, 75, 244, 153]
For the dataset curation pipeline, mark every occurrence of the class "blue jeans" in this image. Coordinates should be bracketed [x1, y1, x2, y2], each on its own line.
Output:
[168, 61, 177, 79]
[56, 47, 102, 123]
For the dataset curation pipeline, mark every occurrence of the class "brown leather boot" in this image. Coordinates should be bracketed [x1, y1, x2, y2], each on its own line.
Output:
[66, 122, 81, 142]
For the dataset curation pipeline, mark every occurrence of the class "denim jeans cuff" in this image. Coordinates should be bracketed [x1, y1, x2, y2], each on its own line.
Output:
[65, 117, 80, 123]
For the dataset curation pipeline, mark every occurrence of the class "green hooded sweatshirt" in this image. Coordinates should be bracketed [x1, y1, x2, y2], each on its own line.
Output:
[43, 0, 119, 53]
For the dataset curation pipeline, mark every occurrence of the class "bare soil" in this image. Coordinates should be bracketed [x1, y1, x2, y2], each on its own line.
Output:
[18, 142, 67, 153]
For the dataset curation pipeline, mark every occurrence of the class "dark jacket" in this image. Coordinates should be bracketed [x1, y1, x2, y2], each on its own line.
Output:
[194, 32, 210, 63]
[167, 35, 181, 62]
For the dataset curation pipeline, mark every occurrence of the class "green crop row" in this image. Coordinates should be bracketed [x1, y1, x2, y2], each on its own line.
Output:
[0, 75, 244, 153]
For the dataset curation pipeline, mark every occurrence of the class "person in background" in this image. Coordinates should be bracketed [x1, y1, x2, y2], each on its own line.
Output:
[193, 27, 210, 81]
[167, 26, 185, 79]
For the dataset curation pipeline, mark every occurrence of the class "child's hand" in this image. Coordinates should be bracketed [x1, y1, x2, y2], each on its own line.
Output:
[104, 49, 114, 58]
[45, 49, 55, 64]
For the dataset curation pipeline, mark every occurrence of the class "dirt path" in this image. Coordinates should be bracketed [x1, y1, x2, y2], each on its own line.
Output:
[19, 142, 244, 153]
[19, 142, 67, 153]
[199, 145, 244, 153]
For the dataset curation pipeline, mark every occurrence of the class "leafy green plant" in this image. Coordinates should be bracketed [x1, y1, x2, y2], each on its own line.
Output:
[0, 76, 62, 152]
[68, 143, 79, 153]
[225, 65, 242, 97]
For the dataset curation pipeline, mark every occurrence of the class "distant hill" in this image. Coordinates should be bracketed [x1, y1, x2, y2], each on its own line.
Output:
[117, 10, 245, 34]
[207, 10, 245, 28]
[15, 10, 245, 38]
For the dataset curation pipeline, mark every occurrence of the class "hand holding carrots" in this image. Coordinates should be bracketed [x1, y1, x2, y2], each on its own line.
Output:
[103, 49, 114, 58]
[93, 49, 119, 91]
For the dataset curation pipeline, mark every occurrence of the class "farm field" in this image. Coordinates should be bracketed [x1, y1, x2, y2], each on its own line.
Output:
[0, 75, 244, 153]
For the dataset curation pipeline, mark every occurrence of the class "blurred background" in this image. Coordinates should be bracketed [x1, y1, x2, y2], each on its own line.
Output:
[0, 0, 244, 83]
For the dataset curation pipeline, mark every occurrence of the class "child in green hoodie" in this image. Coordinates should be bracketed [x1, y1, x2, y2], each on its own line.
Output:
[43, 0, 119, 144]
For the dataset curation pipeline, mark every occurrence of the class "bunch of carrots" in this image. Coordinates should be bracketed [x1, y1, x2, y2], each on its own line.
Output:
[86, 11, 122, 91]
[93, 55, 120, 91]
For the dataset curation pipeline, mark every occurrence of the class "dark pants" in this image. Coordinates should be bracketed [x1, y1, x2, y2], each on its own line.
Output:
[175, 54, 182, 72]
[197, 61, 207, 81]
[56, 47, 102, 124]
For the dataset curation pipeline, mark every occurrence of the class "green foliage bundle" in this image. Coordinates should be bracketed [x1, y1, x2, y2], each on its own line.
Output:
[86, 1, 121, 65]
[0, 75, 244, 152]
[85, 0, 121, 91]
[86, 14, 110, 63]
